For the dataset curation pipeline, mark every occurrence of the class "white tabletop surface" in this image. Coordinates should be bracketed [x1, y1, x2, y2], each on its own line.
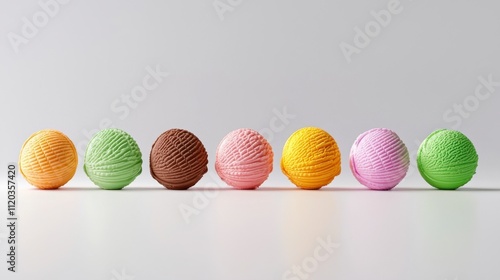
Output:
[2, 185, 499, 280]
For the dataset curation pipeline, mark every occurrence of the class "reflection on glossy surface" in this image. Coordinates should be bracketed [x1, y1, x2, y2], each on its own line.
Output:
[7, 187, 500, 280]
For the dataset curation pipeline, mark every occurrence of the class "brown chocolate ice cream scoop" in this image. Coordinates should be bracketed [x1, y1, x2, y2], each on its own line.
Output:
[150, 129, 208, 190]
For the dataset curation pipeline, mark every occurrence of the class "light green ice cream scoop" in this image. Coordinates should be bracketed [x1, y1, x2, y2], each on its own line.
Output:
[417, 129, 478, 190]
[84, 128, 142, 190]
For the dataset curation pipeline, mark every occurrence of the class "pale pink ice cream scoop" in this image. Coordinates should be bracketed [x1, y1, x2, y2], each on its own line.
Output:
[349, 128, 409, 190]
[215, 129, 273, 189]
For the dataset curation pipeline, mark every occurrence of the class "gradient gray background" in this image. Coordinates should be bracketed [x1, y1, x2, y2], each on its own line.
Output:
[1, 0, 500, 279]
[1, 0, 499, 187]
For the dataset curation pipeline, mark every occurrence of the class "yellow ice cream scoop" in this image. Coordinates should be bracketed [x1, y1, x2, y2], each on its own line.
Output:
[19, 129, 78, 189]
[281, 127, 341, 190]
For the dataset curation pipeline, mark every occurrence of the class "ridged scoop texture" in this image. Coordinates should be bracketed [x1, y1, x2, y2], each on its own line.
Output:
[19, 129, 78, 189]
[215, 129, 273, 189]
[281, 127, 341, 189]
[350, 128, 409, 190]
[84, 129, 142, 190]
[417, 129, 478, 190]
[150, 129, 208, 190]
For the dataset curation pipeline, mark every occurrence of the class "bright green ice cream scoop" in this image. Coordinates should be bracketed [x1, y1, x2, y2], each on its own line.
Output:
[84, 128, 142, 190]
[417, 129, 478, 190]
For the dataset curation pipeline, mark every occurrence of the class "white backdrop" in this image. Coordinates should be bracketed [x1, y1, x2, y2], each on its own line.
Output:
[1, 0, 500, 279]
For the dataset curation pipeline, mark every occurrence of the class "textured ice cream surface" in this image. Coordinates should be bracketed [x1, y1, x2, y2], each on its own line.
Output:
[84, 128, 142, 190]
[281, 127, 341, 190]
[150, 129, 208, 190]
[417, 129, 478, 190]
[349, 128, 409, 190]
[19, 129, 78, 189]
[215, 129, 273, 189]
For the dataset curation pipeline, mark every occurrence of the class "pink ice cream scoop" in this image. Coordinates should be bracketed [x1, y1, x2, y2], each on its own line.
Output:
[350, 128, 409, 190]
[215, 129, 273, 189]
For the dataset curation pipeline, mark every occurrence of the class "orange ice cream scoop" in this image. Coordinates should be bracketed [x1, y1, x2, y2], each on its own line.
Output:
[281, 127, 341, 190]
[19, 129, 78, 189]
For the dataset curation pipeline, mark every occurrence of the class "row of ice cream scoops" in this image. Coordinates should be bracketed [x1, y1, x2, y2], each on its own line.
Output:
[18, 127, 478, 191]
